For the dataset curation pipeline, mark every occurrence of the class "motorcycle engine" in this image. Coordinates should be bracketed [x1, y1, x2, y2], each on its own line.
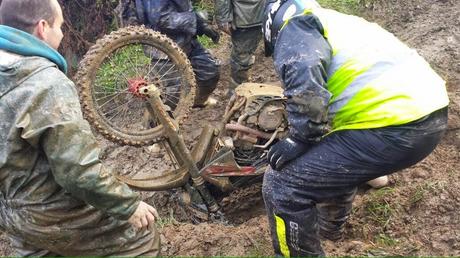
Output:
[221, 83, 288, 166]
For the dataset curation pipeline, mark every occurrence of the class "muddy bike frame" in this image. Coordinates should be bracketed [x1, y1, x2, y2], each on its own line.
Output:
[116, 83, 272, 220]
[120, 84, 226, 218]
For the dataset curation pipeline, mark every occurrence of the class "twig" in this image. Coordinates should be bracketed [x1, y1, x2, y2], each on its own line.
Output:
[63, 19, 93, 47]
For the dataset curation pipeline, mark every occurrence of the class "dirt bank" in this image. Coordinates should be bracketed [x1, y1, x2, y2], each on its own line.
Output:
[154, 0, 460, 256]
[0, 0, 458, 256]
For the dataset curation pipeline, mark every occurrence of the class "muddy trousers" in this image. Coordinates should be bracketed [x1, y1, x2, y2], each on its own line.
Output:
[230, 26, 262, 89]
[262, 107, 447, 256]
[189, 40, 220, 106]
[4, 210, 161, 257]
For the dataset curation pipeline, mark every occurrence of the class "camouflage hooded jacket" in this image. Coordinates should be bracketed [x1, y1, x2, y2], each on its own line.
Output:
[0, 26, 140, 234]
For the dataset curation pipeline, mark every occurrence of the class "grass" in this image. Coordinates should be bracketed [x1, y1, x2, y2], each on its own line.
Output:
[363, 187, 398, 228]
[193, 0, 214, 14]
[315, 0, 376, 14]
[95, 44, 151, 93]
[155, 207, 179, 229]
[193, 0, 219, 49]
[375, 233, 398, 246]
[197, 35, 219, 49]
[408, 181, 441, 206]
[246, 237, 272, 257]
[192, 0, 375, 15]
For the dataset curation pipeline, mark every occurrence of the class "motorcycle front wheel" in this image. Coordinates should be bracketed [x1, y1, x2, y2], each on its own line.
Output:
[76, 26, 196, 146]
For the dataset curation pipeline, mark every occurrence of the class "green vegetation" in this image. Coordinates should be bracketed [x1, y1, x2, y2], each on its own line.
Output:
[316, 0, 376, 14]
[95, 44, 151, 94]
[409, 181, 441, 206]
[197, 35, 219, 49]
[193, 0, 214, 14]
[192, 0, 375, 15]
[247, 237, 272, 257]
[155, 208, 178, 229]
[363, 187, 398, 228]
[193, 0, 219, 49]
[375, 233, 399, 246]
[95, 0, 118, 7]
[360, 187, 402, 251]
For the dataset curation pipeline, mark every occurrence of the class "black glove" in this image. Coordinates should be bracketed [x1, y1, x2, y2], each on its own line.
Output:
[196, 13, 220, 44]
[267, 136, 310, 171]
[218, 22, 232, 35]
[202, 25, 220, 44]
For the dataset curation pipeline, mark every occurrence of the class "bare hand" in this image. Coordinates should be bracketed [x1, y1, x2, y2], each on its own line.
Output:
[128, 201, 159, 230]
[218, 22, 232, 35]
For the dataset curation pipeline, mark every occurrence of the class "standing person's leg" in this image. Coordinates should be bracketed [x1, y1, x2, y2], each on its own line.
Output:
[263, 107, 447, 256]
[189, 40, 220, 107]
[228, 26, 262, 95]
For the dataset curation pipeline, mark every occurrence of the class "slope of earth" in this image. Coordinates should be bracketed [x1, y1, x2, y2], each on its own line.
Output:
[156, 0, 460, 256]
[0, 0, 458, 256]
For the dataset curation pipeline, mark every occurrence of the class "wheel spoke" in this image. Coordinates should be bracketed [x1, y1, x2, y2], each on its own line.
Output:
[103, 96, 135, 117]
[106, 97, 136, 121]
[158, 64, 177, 81]
[98, 92, 126, 109]
[159, 76, 182, 83]
[79, 27, 194, 146]
[95, 91, 130, 101]
[164, 93, 180, 101]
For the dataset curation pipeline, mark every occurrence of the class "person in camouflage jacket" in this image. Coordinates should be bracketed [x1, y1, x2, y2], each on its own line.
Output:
[0, 0, 160, 255]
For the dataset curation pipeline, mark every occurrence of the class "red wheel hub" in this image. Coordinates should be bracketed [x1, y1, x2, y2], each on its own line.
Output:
[127, 78, 148, 98]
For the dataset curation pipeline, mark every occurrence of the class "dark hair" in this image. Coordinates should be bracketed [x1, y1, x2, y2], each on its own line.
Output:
[0, 0, 57, 34]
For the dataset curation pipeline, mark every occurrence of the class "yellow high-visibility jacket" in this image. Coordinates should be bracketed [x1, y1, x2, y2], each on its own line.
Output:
[267, 0, 449, 140]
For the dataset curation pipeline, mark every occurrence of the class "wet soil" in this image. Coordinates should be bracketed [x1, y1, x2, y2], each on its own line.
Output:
[0, 0, 458, 256]
[153, 0, 460, 256]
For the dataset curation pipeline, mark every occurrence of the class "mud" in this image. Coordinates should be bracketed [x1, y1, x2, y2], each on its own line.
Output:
[158, 0, 460, 256]
[1, 0, 459, 256]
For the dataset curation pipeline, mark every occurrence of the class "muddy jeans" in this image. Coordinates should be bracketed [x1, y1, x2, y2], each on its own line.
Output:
[262, 107, 448, 256]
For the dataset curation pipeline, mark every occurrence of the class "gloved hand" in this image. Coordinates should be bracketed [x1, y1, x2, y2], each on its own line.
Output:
[217, 22, 232, 35]
[196, 13, 220, 44]
[267, 136, 310, 170]
[202, 25, 220, 44]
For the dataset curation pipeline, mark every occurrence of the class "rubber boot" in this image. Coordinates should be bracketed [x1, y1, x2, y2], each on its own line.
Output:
[227, 62, 249, 98]
[226, 78, 240, 98]
[193, 79, 218, 108]
[366, 175, 389, 188]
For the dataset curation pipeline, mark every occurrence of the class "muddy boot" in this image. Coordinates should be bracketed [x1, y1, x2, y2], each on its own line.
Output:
[227, 65, 249, 98]
[193, 80, 218, 108]
[367, 175, 389, 188]
[317, 189, 357, 241]
[226, 78, 240, 98]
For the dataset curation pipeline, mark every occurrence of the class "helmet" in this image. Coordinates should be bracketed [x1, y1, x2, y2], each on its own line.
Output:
[262, 0, 321, 57]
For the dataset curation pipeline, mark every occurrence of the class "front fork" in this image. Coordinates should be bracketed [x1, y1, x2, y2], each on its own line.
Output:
[139, 85, 225, 220]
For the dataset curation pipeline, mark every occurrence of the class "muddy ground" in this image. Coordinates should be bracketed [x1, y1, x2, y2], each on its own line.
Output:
[1, 0, 459, 256]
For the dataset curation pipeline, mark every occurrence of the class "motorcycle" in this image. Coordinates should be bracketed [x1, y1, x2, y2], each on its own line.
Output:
[76, 26, 289, 221]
